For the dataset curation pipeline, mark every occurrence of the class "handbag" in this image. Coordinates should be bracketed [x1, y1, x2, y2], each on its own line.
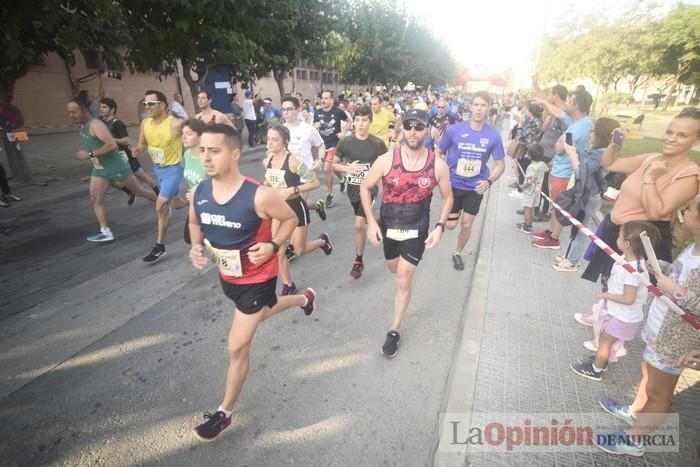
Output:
[506, 140, 526, 160]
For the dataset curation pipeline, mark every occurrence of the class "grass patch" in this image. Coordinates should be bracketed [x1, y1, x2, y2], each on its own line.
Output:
[619, 137, 700, 164]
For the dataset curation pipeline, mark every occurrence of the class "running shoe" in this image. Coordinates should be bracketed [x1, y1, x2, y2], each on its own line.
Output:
[2, 194, 22, 202]
[574, 312, 594, 327]
[570, 360, 603, 381]
[339, 175, 347, 193]
[532, 229, 551, 240]
[532, 236, 560, 250]
[593, 429, 645, 456]
[326, 193, 335, 208]
[517, 223, 533, 234]
[0, 198, 9, 208]
[315, 199, 327, 221]
[280, 282, 298, 296]
[349, 261, 364, 280]
[452, 253, 464, 271]
[301, 288, 317, 316]
[516, 208, 524, 215]
[143, 244, 166, 263]
[583, 340, 598, 352]
[193, 411, 232, 441]
[552, 259, 578, 272]
[574, 355, 608, 371]
[598, 397, 636, 426]
[381, 330, 400, 358]
[285, 244, 296, 262]
[87, 231, 114, 243]
[127, 191, 136, 206]
[320, 232, 333, 255]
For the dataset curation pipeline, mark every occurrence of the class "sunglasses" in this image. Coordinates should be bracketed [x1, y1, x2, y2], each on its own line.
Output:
[281, 107, 296, 112]
[403, 121, 426, 131]
[144, 101, 161, 107]
[437, 106, 445, 109]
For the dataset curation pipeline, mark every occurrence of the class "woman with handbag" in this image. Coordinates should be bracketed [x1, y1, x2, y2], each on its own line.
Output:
[582, 107, 700, 284]
[594, 194, 700, 457]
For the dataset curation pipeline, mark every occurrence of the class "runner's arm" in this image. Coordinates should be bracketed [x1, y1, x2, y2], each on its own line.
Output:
[360, 153, 390, 245]
[289, 156, 320, 192]
[188, 194, 208, 270]
[251, 186, 298, 264]
[170, 117, 184, 139]
[216, 112, 236, 128]
[110, 120, 131, 146]
[434, 157, 454, 225]
[84, 120, 118, 157]
[134, 120, 147, 156]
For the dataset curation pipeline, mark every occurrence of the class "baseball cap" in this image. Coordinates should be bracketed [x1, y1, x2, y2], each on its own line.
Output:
[263, 98, 273, 104]
[404, 108, 428, 124]
[245, 90, 253, 98]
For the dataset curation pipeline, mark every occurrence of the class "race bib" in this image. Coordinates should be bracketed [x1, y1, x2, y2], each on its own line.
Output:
[204, 240, 243, 277]
[264, 168, 287, 189]
[386, 228, 419, 241]
[456, 158, 482, 178]
[148, 147, 166, 164]
[348, 162, 370, 185]
[90, 156, 104, 170]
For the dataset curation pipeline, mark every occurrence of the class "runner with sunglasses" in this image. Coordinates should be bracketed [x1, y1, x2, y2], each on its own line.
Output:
[360, 109, 453, 357]
[439, 91, 506, 271]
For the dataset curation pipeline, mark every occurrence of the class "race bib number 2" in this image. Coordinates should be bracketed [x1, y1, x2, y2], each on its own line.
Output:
[386, 228, 419, 241]
[456, 158, 482, 178]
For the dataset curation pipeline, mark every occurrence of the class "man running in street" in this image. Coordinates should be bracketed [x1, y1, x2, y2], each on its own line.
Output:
[369, 96, 395, 146]
[314, 90, 348, 208]
[360, 109, 453, 357]
[189, 124, 316, 441]
[134, 90, 189, 262]
[334, 105, 388, 279]
[196, 90, 235, 127]
[439, 91, 505, 271]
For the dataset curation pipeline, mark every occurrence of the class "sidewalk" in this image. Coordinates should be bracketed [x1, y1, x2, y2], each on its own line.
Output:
[438, 160, 699, 465]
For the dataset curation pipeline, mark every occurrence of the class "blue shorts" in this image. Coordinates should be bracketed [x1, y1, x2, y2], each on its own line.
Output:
[154, 163, 184, 199]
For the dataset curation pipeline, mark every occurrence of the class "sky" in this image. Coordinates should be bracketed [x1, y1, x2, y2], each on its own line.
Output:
[403, 0, 693, 85]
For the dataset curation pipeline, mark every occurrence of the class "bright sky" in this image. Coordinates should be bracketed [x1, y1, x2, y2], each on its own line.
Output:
[404, 0, 691, 85]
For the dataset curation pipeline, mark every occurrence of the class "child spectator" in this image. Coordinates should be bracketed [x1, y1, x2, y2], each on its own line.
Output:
[517, 144, 548, 234]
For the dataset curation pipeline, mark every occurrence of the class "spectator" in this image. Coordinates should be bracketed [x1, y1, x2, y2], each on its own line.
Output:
[242, 90, 257, 150]
[0, 163, 22, 208]
[170, 93, 189, 120]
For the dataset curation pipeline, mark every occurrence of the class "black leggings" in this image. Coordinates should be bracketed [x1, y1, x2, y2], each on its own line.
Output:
[0, 163, 10, 195]
[244, 119, 257, 148]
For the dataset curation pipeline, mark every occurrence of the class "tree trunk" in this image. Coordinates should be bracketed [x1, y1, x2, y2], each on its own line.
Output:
[181, 59, 207, 113]
[273, 69, 286, 101]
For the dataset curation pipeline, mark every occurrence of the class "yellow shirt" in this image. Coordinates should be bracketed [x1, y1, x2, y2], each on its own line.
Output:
[369, 110, 394, 144]
[143, 116, 183, 166]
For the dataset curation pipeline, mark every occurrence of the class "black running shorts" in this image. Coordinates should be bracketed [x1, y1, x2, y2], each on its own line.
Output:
[219, 276, 278, 314]
[286, 196, 310, 227]
[450, 188, 483, 216]
[380, 224, 427, 266]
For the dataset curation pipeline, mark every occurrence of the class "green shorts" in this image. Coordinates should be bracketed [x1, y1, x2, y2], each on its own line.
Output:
[92, 167, 131, 182]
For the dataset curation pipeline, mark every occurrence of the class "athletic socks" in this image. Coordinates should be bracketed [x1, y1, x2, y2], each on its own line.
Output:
[217, 406, 233, 418]
[101, 227, 112, 235]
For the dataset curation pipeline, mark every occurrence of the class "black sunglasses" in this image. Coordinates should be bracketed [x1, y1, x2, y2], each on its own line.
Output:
[403, 121, 426, 131]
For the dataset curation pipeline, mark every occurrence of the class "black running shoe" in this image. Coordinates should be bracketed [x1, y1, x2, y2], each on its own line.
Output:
[326, 193, 335, 208]
[320, 232, 333, 255]
[193, 411, 231, 441]
[381, 330, 400, 358]
[339, 175, 347, 193]
[349, 261, 364, 280]
[143, 244, 166, 263]
[127, 191, 136, 206]
[452, 253, 464, 271]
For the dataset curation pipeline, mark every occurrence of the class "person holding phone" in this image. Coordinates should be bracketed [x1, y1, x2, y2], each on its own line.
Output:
[531, 88, 594, 250]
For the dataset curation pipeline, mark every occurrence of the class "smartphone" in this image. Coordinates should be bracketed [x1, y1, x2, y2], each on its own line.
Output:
[612, 130, 624, 145]
[388, 122, 394, 130]
[565, 132, 573, 146]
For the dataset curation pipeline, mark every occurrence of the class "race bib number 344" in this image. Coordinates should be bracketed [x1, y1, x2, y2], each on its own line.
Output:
[456, 158, 482, 178]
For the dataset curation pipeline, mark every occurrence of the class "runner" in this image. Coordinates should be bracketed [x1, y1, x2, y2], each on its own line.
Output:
[369, 96, 395, 146]
[282, 96, 328, 221]
[439, 90, 505, 271]
[181, 118, 208, 244]
[189, 124, 317, 441]
[314, 90, 348, 208]
[333, 105, 388, 279]
[196, 90, 235, 127]
[262, 124, 332, 294]
[67, 96, 156, 242]
[430, 97, 457, 157]
[133, 90, 189, 262]
[99, 97, 160, 205]
[360, 108, 453, 357]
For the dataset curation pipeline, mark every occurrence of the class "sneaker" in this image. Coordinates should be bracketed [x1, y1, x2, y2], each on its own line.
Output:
[285, 244, 296, 262]
[143, 244, 166, 263]
[452, 253, 464, 271]
[574, 312, 594, 327]
[87, 231, 114, 243]
[301, 288, 316, 316]
[598, 397, 636, 426]
[583, 340, 598, 352]
[532, 236, 560, 250]
[3, 193, 22, 202]
[516, 208, 524, 215]
[349, 261, 364, 280]
[574, 355, 608, 371]
[532, 229, 551, 240]
[339, 175, 347, 193]
[517, 223, 533, 234]
[326, 193, 335, 208]
[280, 282, 298, 296]
[552, 259, 578, 272]
[554, 254, 566, 263]
[570, 361, 603, 381]
[320, 232, 333, 255]
[593, 428, 645, 456]
[193, 411, 232, 441]
[534, 212, 550, 222]
[0, 198, 9, 208]
[127, 191, 136, 206]
[381, 330, 400, 358]
[315, 199, 327, 221]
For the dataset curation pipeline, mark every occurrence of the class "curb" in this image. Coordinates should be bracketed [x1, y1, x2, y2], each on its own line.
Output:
[431, 177, 500, 467]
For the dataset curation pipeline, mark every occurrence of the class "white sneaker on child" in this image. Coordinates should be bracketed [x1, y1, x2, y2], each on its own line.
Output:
[574, 313, 594, 327]
[583, 340, 598, 352]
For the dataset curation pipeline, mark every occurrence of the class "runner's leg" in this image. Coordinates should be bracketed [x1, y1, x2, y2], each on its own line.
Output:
[122, 174, 157, 202]
[155, 196, 170, 244]
[456, 212, 477, 252]
[390, 257, 417, 330]
[89, 176, 111, 229]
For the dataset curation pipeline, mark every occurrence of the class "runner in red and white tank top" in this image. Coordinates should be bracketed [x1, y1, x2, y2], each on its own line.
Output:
[359, 109, 454, 358]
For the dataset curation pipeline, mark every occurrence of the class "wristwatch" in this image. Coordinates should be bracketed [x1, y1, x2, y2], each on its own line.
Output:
[88, 151, 95, 158]
[435, 222, 445, 233]
[269, 240, 280, 254]
[294, 186, 300, 195]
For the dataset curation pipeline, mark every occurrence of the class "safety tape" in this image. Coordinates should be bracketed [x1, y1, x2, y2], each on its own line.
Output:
[514, 160, 700, 330]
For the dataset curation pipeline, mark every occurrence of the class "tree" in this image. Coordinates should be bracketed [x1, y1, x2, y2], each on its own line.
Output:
[0, 0, 127, 182]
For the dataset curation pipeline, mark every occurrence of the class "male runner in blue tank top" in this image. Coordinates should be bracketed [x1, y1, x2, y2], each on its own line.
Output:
[188, 124, 317, 441]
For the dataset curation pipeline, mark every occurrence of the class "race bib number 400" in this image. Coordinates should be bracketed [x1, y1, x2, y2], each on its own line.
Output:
[456, 158, 482, 178]
[386, 228, 419, 241]
[348, 162, 370, 185]
[148, 147, 166, 164]
[204, 240, 243, 277]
